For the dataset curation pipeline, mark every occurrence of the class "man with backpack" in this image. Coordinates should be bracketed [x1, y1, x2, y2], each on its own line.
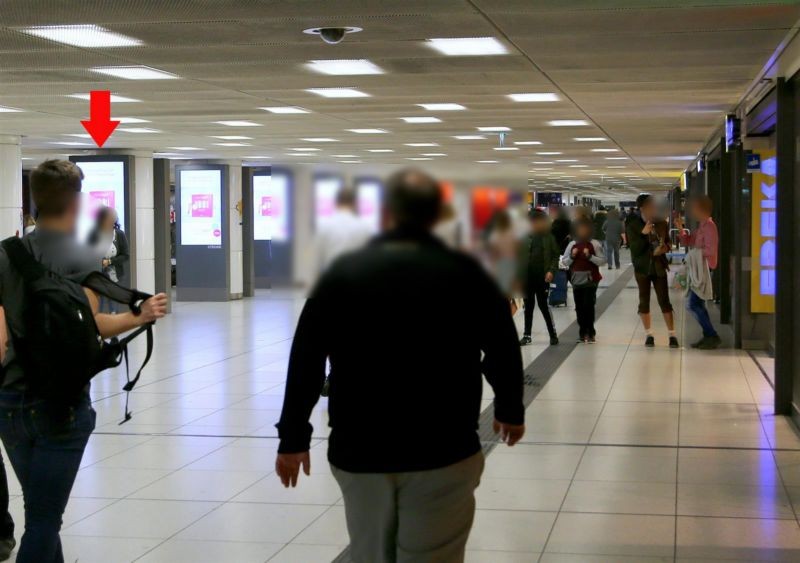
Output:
[0, 160, 167, 563]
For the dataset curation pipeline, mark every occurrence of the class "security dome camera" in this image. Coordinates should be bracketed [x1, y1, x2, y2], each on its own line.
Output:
[319, 28, 347, 44]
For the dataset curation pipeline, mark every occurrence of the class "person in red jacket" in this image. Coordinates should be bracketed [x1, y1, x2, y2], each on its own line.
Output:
[561, 219, 606, 343]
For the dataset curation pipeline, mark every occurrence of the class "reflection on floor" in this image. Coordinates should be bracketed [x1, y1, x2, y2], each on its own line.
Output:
[3, 265, 799, 562]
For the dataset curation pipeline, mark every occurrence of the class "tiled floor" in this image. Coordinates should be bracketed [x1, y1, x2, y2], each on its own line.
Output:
[3, 259, 799, 562]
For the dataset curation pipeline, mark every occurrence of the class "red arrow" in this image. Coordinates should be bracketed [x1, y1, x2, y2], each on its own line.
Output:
[80, 90, 120, 148]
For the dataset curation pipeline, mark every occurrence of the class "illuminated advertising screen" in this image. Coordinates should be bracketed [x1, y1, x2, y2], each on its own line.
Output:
[75, 160, 126, 242]
[180, 169, 223, 246]
[356, 179, 382, 233]
[253, 173, 289, 241]
[314, 176, 343, 230]
[751, 150, 776, 313]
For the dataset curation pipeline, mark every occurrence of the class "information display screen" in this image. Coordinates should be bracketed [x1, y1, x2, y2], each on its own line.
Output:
[253, 172, 290, 241]
[75, 160, 126, 242]
[314, 176, 343, 230]
[356, 179, 382, 233]
[180, 169, 223, 246]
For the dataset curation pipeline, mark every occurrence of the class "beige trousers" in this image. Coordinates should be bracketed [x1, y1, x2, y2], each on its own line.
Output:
[332, 452, 485, 563]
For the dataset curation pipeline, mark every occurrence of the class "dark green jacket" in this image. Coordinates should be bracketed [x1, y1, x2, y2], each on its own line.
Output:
[517, 232, 560, 285]
[626, 214, 670, 277]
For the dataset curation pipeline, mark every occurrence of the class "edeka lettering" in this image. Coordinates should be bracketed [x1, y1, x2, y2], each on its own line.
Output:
[751, 152, 776, 312]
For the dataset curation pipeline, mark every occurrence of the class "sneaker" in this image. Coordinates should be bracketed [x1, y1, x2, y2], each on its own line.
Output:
[0, 538, 16, 562]
[696, 335, 722, 350]
[577, 335, 586, 343]
[645, 335, 655, 347]
[519, 335, 532, 346]
[588, 335, 596, 343]
[669, 336, 680, 349]
[320, 377, 330, 397]
[550, 335, 559, 346]
[690, 337, 705, 349]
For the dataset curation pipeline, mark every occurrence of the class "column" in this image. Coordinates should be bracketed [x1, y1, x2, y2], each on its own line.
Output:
[292, 165, 315, 287]
[133, 151, 155, 294]
[0, 135, 22, 238]
[226, 161, 244, 299]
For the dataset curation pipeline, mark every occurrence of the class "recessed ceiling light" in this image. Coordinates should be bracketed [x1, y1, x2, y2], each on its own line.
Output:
[49, 141, 92, 146]
[591, 148, 620, 153]
[0, 105, 23, 112]
[548, 120, 589, 127]
[405, 142, 439, 147]
[211, 135, 252, 140]
[422, 153, 447, 156]
[494, 147, 519, 151]
[214, 142, 251, 147]
[259, 106, 310, 114]
[117, 117, 150, 124]
[453, 135, 485, 140]
[400, 116, 441, 123]
[556, 159, 579, 162]
[306, 59, 384, 75]
[68, 93, 139, 103]
[569, 165, 588, 168]
[477, 126, 510, 132]
[118, 127, 160, 133]
[290, 147, 321, 152]
[214, 120, 261, 127]
[347, 128, 388, 134]
[168, 147, 202, 150]
[21, 25, 142, 48]
[477, 160, 498, 163]
[417, 103, 466, 111]
[407, 157, 433, 161]
[605, 157, 629, 160]
[306, 88, 370, 98]
[514, 141, 542, 146]
[508, 93, 559, 102]
[529, 168, 553, 171]
[532, 161, 553, 165]
[574, 137, 608, 142]
[366, 149, 394, 153]
[301, 138, 339, 142]
[427, 37, 508, 56]
[537, 151, 562, 156]
[608, 166, 627, 169]
[339, 160, 363, 164]
[242, 155, 271, 159]
[91, 66, 178, 80]
[64, 133, 91, 138]
[332, 154, 358, 158]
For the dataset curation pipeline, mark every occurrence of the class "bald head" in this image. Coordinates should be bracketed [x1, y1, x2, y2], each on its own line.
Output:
[384, 168, 443, 231]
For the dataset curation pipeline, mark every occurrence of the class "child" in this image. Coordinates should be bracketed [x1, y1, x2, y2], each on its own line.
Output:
[517, 209, 560, 346]
[562, 218, 606, 343]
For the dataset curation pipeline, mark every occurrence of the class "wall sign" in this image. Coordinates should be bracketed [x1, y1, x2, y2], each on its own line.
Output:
[746, 153, 762, 173]
[751, 149, 776, 313]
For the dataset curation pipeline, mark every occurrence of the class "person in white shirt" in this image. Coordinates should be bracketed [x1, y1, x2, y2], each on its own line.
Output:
[315, 187, 373, 278]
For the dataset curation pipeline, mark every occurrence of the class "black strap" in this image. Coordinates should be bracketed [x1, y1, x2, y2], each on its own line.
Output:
[78, 271, 152, 311]
[117, 322, 154, 425]
[1, 237, 46, 284]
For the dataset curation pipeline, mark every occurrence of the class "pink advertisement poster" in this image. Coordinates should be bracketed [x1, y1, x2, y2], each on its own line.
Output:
[89, 190, 116, 213]
[191, 194, 214, 218]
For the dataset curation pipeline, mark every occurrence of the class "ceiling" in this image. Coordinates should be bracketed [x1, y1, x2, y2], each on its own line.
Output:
[0, 0, 798, 199]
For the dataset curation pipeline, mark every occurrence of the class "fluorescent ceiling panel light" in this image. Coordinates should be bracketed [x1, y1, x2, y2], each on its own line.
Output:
[400, 116, 441, 123]
[477, 126, 510, 132]
[494, 147, 518, 151]
[574, 137, 607, 142]
[366, 149, 394, 153]
[117, 117, 150, 124]
[532, 161, 553, 165]
[422, 153, 447, 156]
[514, 141, 542, 146]
[332, 154, 357, 158]
[417, 103, 465, 111]
[50, 141, 91, 146]
[427, 37, 508, 56]
[339, 160, 362, 164]
[243, 155, 271, 159]
[214, 120, 261, 127]
[556, 159, 578, 162]
[0, 106, 23, 112]
[290, 147, 320, 151]
[569, 165, 588, 168]
[214, 142, 251, 146]
[405, 142, 438, 147]
[453, 135, 485, 140]
[260, 106, 310, 114]
[591, 148, 619, 153]
[306, 59, 384, 75]
[477, 160, 498, 163]
[91, 66, 177, 80]
[64, 133, 91, 138]
[301, 138, 339, 142]
[347, 128, 388, 134]
[407, 157, 433, 161]
[536, 151, 562, 156]
[605, 157, 629, 160]
[306, 88, 370, 98]
[608, 166, 627, 169]
[210, 135, 252, 140]
[548, 120, 589, 126]
[68, 93, 139, 103]
[508, 93, 559, 102]
[168, 147, 202, 150]
[21, 25, 142, 48]
[118, 127, 160, 133]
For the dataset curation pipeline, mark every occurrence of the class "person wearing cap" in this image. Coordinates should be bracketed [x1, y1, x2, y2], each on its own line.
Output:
[517, 209, 560, 346]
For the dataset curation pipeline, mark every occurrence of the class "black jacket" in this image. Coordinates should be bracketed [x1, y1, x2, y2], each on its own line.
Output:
[277, 229, 525, 473]
[517, 232, 560, 286]
[626, 214, 670, 277]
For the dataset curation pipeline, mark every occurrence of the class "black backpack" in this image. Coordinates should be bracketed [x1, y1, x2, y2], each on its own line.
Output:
[1, 236, 155, 424]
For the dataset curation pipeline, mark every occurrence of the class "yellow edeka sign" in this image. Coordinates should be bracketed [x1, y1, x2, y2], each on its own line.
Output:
[750, 149, 776, 313]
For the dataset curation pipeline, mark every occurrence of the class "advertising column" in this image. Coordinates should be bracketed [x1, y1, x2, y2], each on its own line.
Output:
[750, 150, 776, 314]
[252, 168, 293, 287]
[175, 164, 231, 301]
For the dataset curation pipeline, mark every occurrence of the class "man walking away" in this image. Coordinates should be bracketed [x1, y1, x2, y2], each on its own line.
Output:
[275, 169, 525, 563]
[676, 195, 721, 349]
[315, 186, 373, 278]
[518, 209, 560, 346]
[602, 208, 624, 270]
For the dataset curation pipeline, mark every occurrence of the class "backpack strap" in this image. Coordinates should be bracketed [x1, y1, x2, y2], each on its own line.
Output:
[1, 237, 46, 284]
[77, 271, 152, 314]
[116, 322, 154, 424]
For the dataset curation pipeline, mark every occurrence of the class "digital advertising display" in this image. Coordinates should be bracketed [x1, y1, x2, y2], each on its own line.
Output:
[180, 168, 223, 246]
[314, 175, 344, 230]
[253, 172, 290, 242]
[356, 178, 382, 233]
[74, 159, 127, 242]
[751, 150, 776, 313]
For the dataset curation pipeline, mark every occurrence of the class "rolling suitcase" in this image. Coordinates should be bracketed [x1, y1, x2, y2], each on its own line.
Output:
[549, 269, 568, 307]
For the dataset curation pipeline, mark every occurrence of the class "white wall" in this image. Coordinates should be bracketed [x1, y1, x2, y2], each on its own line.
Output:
[0, 136, 21, 238]
[227, 162, 244, 298]
[133, 153, 155, 294]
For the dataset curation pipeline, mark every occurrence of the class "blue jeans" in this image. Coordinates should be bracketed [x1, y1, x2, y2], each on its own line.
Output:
[0, 392, 95, 563]
[686, 289, 718, 338]
[604, 240, 621, 269]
